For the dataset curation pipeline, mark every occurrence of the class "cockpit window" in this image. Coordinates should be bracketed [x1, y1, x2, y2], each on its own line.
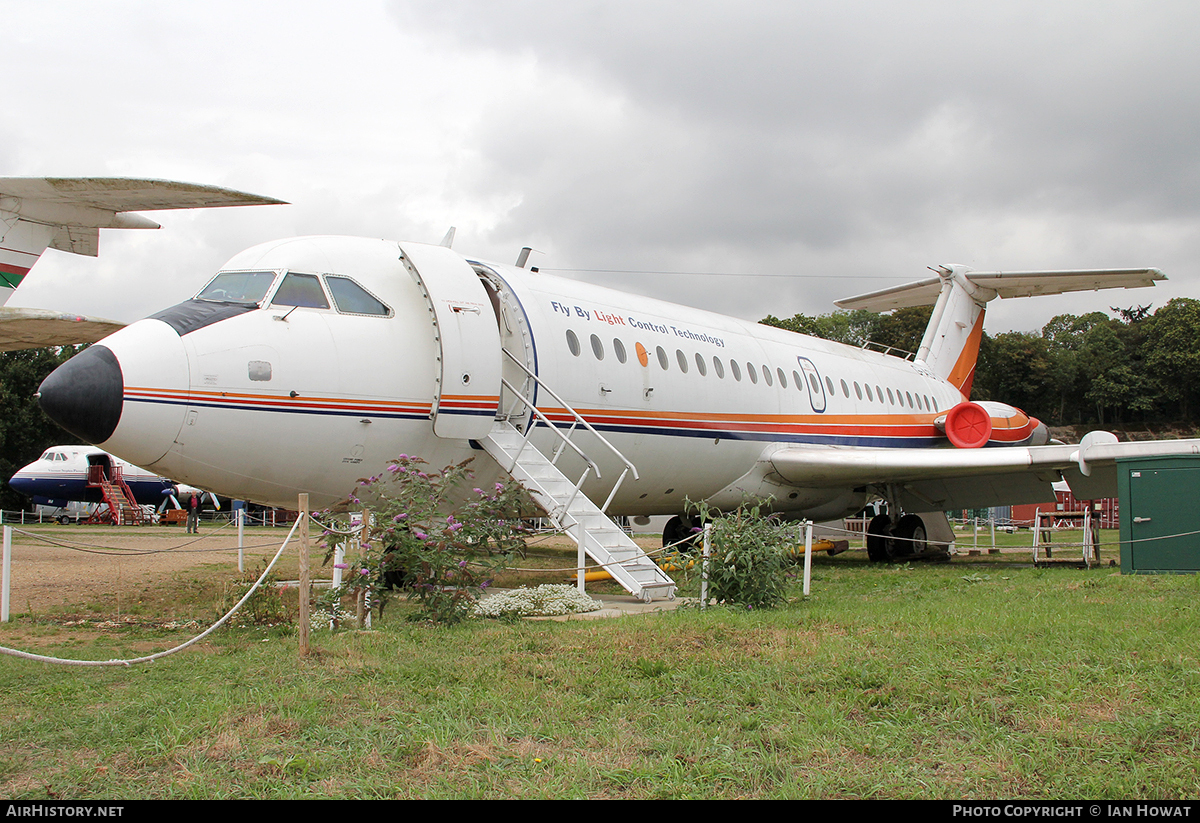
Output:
[326, 275, 391, 316]
[197, 271, 277, 305]
[271, 273, 329, 309]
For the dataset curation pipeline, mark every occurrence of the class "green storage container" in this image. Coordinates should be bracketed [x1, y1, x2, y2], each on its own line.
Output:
[1118, 455, 1200, 573]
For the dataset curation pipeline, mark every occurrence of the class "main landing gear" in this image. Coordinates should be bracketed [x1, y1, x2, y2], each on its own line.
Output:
[662, 515, 701, 550]
[866, 513, 930, 563]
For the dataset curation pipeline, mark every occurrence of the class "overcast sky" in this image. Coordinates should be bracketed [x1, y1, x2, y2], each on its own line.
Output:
[4, 0, 1199, 334]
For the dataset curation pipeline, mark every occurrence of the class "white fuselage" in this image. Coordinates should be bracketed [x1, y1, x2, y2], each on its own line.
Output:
[61, 236, 1016, 517]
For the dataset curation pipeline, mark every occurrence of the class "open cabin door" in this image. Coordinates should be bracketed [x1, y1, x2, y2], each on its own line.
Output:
[472, 263, 538, 432]
[398, 242, 502, 439]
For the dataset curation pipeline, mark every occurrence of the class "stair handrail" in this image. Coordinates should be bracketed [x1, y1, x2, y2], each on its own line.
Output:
[501, 349, 640, 483]
[499, 377, 600, 479]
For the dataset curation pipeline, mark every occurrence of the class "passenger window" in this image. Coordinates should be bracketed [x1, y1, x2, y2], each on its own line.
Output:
[326, 276, 390, 316]
[825, 376, 835, 395]
[747, 363, 758, 384]
[730, 360, 742, 381]
[793, 370, 803, 391]
[614, 338, 627, 364]
[854, 382, 863, 400]
[808, 374, 820, 394]
[762, 366, 773, 386]
[635, 342, 649, 367]
[777, 368, 787, 388]
[672, 347, 691, 374]
[656, 346, 669, 370]
[713, 356, 725, 378]
[591, 334, 605, 360]
[865, 384, 873, 402]
[271, 272, 329, 309]
[932, 397, 939, 412]
[695, 352, 707, 376]
[887, 387, 895, 405]
[566, 330, 581, 357]
[841, 379, 850, 398]
[876, 385, 884, 403]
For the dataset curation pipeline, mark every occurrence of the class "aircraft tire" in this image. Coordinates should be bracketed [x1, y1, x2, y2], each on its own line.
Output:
[866, 514, 893, 562]
[893, 514, 927, 557]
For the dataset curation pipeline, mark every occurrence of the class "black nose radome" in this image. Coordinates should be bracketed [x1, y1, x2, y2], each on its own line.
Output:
[38, 345, 124, 444]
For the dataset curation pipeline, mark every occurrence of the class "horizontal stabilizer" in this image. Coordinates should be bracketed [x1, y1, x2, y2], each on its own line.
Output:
[837, 267, 1165, 312]
[0, 307, 125, 351]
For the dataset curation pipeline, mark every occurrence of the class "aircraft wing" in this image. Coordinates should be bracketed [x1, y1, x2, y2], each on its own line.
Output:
[0, 177, 286, 214]
[769, 435, 1200, 511]
[0, 307, 124, 351]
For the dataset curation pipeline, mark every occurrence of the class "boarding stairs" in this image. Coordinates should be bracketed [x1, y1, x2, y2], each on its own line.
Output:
[86, 465, 146, 526]
[481, 355, 676, 602]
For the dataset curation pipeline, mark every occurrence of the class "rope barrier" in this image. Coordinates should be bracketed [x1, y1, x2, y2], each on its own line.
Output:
[0, 517, 303, 667]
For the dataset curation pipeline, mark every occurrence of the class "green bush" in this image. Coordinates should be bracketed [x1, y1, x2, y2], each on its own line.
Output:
[682, 499, 794, 610]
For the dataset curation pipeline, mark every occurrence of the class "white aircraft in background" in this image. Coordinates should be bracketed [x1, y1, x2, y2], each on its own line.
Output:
[0, 177, 284, 350]
[34, 195, 1200, 599]
[7, 446, 215, 523]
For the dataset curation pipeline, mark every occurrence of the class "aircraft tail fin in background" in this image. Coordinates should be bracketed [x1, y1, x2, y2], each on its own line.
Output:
[0, 177, 286, 306]
[836, 266, 1165, 398]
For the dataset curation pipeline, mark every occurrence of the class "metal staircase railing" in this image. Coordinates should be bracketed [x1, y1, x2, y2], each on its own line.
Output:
[483, 350, 674, 602]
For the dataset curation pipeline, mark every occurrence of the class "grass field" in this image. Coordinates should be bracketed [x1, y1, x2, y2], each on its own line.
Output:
[1, 526, 1197, 799]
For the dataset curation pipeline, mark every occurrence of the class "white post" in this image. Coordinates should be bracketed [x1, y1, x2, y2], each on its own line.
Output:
[700, 523, 711, 609]
[360, 509, 371, 629]
[802, 520, 813, 597]
[237, 507, 245, 573]
[2, 526, 11, 622]
[298, 495, 310, 657]
[576, 522, 587, 594]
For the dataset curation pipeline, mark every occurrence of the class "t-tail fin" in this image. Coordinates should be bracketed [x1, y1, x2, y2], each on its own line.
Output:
[836, 265, 1166, 398]
[0, 177, 285, 305]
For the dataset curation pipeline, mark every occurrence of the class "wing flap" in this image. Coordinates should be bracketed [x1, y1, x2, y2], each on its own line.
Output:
[770, 435, 1200, 510]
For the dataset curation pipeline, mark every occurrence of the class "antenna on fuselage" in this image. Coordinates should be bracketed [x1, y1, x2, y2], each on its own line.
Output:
[516, 247, 542, 269]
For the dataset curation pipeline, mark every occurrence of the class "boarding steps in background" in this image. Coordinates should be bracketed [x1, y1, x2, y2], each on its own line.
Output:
[481, 420, 676, 602]
[86, 468, 146, 526]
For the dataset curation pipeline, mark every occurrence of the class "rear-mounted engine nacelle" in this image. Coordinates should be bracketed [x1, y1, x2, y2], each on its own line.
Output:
[936, 400, 1048, 448]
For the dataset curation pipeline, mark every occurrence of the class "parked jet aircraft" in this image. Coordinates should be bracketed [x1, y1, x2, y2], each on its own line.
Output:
[8, 446, 219, 521]
[34, 221, 1200, 598]
[8, 446, 176, 513]
[0, 177, 284, 350]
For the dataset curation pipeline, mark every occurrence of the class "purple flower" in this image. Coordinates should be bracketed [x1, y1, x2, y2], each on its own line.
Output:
[393, 514, 407, 522]
[333, 563, 348, 570]
[413, 530, 427, 540]
[387, 464, 400, 473]
[458, 560, 467, 568]
[359, 568, 369, 576]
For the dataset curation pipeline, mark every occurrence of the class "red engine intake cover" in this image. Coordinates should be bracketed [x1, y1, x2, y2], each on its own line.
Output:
[944, 401, 993, 449]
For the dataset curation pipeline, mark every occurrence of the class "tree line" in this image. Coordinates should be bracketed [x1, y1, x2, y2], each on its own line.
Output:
[0, 346, 83, 511]
[762, 298, 1200, 429]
